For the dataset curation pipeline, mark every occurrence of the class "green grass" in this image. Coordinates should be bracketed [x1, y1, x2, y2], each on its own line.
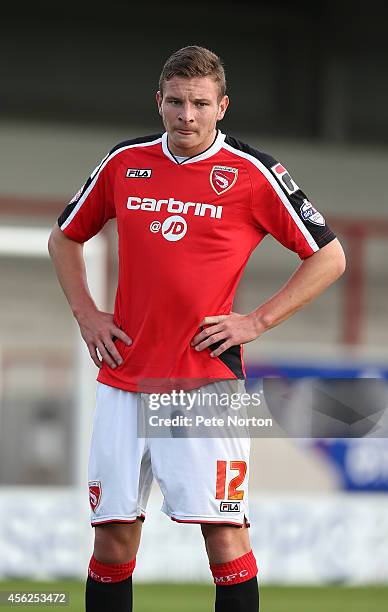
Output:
[0, 581, 387, 611]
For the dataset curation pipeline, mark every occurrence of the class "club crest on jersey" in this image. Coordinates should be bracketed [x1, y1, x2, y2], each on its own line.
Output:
[220, 501, 241, 513]
[271, 163, 299, 195]
[126, 168, 152, 178]
[89, 480, 102, 513]
[210, 166, 238, 195]
[300, 199, 326, 226]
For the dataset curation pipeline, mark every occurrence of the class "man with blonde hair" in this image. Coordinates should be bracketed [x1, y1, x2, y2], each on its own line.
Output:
[49, 45, 345, 611]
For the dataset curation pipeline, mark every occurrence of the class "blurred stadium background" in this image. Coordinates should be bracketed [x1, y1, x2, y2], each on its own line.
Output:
[1, 1, 387, 610]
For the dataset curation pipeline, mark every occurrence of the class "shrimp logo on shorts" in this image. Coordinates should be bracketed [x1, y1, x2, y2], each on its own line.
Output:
[89, 480, 102, 512]
[210, 166, 238, 196]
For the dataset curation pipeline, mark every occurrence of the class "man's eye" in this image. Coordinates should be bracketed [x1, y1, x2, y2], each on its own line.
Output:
[196, 102, 207, 107]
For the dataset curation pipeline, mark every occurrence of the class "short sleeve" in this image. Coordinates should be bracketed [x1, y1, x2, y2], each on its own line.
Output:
[248, 156, 336, 260]
[58, 151, 116, 243]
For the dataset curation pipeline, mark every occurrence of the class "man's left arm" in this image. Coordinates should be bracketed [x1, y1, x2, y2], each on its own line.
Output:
[192, 237, 346, 357]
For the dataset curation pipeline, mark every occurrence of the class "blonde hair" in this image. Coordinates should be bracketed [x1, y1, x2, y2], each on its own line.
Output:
[159, 46, 226, 99]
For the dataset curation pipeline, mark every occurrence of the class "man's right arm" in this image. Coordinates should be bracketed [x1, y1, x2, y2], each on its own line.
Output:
[48, 225, 131, 369]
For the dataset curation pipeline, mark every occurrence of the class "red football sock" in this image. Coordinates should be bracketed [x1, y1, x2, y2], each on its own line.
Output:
[88, 554, 136, 583]
[210, 549, 258, 586]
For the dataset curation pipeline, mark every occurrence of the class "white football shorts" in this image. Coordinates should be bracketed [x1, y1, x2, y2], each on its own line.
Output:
[88, 381, 251, 527]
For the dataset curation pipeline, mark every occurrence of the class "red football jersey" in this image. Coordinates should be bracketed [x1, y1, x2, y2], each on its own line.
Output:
[58, 131, 335, 391]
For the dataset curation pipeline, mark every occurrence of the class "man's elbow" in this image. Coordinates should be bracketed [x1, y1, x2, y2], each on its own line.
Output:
[48, 224, 84, 259]
[48, 224, 67, 258]
[48, 225, 59, 258]
[311, 238, 346, 284]
[333, 241, 346, 279]
[323, 241, 346, 286]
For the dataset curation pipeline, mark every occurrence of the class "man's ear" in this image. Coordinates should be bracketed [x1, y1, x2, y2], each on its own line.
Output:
[217, 95, 229, 121]
[156, 90, 163, 116]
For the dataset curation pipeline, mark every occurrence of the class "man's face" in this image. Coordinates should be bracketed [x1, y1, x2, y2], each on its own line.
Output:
[156, 76, 229, 157]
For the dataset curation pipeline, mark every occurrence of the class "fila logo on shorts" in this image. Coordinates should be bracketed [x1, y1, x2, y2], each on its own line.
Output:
[219, 501, 241, 512]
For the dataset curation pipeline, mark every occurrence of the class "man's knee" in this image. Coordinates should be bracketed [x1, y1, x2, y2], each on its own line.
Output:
[202, 524, 241, 546]
[201, 524, 250, 564]
[94, 520, 142, 564]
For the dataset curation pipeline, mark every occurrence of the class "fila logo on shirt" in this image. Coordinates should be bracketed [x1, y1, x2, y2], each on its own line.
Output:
[126, 168, 152, 178]
[271, 163, 300, 195]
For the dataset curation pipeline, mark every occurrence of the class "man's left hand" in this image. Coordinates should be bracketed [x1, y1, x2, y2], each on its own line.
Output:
[191, 313, 262, 358]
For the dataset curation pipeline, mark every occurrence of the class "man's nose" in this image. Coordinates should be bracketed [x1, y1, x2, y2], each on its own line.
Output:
[178, 104, 194, 122]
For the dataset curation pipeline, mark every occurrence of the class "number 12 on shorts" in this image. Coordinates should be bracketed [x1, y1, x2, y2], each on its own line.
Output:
[216, 460, 247, 500]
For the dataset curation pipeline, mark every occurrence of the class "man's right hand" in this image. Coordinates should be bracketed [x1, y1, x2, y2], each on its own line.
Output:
[47, 225, 132, 369]
[76, 308, 132, 369]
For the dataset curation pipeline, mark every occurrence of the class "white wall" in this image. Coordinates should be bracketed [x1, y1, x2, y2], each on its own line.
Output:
[1, 488, 387, 584]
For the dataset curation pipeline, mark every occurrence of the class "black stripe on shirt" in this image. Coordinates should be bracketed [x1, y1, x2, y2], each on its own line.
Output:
[225, 135, 336, 249]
